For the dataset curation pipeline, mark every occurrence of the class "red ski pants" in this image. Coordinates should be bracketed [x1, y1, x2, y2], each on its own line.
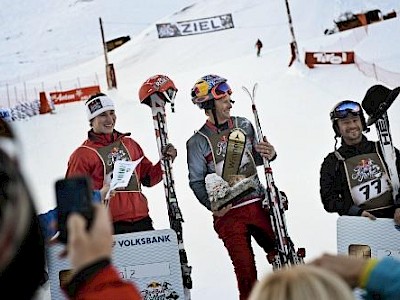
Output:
[213, 201, 275, 300]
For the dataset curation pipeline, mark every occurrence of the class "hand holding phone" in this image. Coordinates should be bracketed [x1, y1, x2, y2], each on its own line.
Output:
[55, 176, 94, 243]
[67, 204, 113, 271]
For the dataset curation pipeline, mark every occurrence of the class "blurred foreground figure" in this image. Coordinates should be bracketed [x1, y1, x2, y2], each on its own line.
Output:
[0, 119, 141, 299]
[0, 119, 46, 298]
[248, 264, 354, 300]
[312, 253, 400, 300]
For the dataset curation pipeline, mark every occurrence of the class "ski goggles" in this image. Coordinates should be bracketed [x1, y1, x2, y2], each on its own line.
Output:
[192, 81, 232, 104]
[330, 100, 362, 120]
[163, 88, 177, 102]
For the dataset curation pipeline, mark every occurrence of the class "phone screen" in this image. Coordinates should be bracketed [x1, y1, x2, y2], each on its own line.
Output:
[56, 176, 93, 243]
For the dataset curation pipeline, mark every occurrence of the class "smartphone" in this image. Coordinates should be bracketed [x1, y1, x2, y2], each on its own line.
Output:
[55, 176, 94, 243]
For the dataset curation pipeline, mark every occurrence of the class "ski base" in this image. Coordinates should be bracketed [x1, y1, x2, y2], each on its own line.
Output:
[375, 114, 399, 202]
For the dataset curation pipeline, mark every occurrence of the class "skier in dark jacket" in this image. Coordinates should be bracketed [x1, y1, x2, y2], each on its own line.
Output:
[186, 74, 277, 300]
[319, 98, 400, 222]
[255, 39, 263, 57]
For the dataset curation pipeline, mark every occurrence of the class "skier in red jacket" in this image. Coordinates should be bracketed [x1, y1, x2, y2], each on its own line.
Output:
[66, 92, 177, 234]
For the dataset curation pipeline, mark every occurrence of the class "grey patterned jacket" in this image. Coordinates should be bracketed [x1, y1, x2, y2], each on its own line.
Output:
[186, 116, 276, 210]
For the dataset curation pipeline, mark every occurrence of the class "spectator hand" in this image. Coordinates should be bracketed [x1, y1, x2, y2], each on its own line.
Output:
[162, 143, 177, 162]
[310, 253, 368, 288]
[67, 204, 113, 274]
[361, 210, 376, 220]
[254, 137, 275, 160]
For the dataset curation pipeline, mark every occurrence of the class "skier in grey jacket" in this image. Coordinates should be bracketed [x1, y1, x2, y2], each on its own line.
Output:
[186, 74, 277, 300]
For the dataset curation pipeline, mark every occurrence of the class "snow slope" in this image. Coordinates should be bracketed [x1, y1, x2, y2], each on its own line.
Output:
[2, 0, 399, 299]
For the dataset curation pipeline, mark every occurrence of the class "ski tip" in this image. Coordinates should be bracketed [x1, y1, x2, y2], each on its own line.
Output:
[242, 83, 258, 89]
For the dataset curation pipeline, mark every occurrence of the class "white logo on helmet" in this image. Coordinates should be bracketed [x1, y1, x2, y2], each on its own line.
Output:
[153, 76, 168, 90]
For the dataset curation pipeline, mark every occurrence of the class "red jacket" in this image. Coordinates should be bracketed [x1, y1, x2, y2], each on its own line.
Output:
[64, 264, 142, 300]
[66, 130, 163, 222]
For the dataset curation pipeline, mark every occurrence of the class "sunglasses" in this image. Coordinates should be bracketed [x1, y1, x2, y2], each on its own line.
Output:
[330, 101, 361, 120]
[192, 82, 232, 104]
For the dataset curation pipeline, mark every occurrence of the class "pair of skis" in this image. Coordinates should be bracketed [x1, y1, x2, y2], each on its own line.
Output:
[144, 93, 192, 299]
[362, 99, 399, 203]
[242, 83, 305, 270]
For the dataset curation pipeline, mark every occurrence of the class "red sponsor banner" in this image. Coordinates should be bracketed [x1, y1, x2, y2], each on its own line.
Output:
[50, 85, 101, 105]
[305, 51, 355, 68]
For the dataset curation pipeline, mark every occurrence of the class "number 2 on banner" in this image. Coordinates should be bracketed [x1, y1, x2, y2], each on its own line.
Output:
[377, 249, 400, 259]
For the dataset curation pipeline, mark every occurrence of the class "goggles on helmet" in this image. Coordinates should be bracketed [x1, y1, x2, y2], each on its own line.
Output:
[192, 81, 232, 104]
[163, 88, 177, 102]
[330, 100, 362, 120]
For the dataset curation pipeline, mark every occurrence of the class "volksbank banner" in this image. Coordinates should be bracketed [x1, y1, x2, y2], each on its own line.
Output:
[47, 229, 184, 299]
[156, 13, 234, 38]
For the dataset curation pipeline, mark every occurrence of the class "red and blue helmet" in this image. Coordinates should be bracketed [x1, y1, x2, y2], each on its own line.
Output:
[191, 74, 232, 109]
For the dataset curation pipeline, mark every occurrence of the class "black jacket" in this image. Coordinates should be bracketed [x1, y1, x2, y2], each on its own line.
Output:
[320, 135, 400, 217]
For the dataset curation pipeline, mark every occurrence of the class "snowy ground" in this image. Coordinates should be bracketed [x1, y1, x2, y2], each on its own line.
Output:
[2, 0, 400, 299]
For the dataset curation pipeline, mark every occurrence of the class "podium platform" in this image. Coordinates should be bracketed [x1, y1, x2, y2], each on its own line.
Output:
[337, 216, 400, 299]
[337, 215, 400, 259]
[46, 229, 184, 299]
